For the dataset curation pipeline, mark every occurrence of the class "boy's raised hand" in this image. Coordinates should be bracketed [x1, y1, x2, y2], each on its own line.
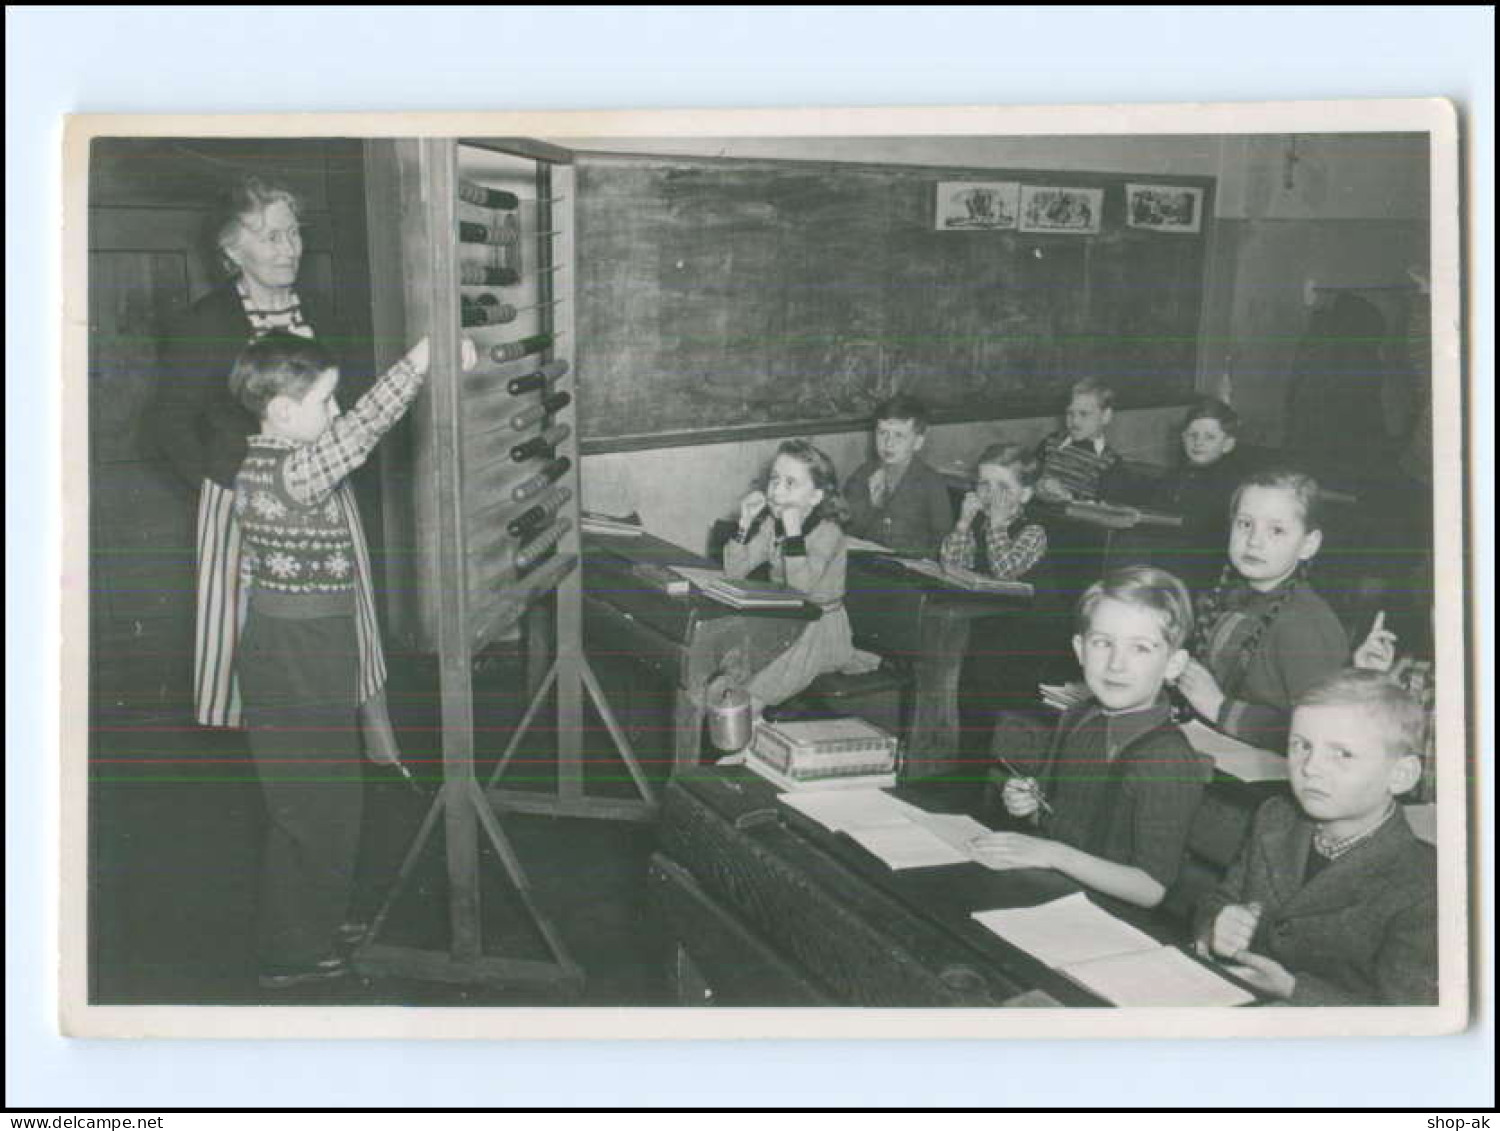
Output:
[1353, 610, 1398, 673]
[402, 337, 478, 375]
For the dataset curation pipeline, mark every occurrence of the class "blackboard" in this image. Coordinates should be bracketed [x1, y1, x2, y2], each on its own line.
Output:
[575, 154, 1212, 452]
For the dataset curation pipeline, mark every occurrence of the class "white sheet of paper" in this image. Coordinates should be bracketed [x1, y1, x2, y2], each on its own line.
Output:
[972, 892, 1161, 968]
[844, 536, 893, 554]
[908, 810, 991, 854]
[1180, 719, 1289, 782]
[778, 788, 919, 832]
[846, 822, 972, 870]
[1059, 947, 1255, 1008]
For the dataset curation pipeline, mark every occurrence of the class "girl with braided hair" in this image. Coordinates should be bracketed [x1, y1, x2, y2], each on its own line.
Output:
[1175, 468, 1349, 752]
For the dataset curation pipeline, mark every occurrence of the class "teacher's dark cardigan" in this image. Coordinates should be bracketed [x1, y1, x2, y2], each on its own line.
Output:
[150, 284, 346, 490]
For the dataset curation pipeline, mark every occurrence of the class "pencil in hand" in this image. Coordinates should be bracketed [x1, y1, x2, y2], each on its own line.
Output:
[997, 758, 1053, 816]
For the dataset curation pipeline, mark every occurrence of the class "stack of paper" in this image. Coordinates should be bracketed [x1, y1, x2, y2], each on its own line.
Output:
[580, 511, 644, 538]
[973, 893, 1253, 1007]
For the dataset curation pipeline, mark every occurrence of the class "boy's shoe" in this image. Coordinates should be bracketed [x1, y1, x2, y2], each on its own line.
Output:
[257, 955, 349, 990]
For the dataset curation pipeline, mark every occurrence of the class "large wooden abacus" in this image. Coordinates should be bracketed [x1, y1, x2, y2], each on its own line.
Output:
[361, 138, 649, 991]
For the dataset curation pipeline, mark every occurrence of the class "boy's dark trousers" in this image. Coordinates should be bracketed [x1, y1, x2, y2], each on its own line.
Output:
[239, 610, 363, 968]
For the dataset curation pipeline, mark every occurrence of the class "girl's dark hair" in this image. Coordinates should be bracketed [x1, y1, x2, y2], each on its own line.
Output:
[770, 438, 851, 527]
[1192, 466, 1325, 679]
[975, 441, 1041, 487]
[1180, 396, 1240, 438]
[208, 174, 302, 277]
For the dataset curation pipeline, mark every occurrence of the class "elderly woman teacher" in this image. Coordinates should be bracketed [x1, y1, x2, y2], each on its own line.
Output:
[151, 175, 398, 759]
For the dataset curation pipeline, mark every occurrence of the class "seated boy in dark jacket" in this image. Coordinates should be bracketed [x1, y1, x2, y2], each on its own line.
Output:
[843, 394, 954, 557]
[1194, 668, 1437, 1005]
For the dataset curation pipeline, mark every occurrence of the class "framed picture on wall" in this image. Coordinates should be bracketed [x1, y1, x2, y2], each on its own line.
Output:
[1017, 185, 1103, 233]
[934, 180, 1020, 230]
[1126, 183, 1205, 232]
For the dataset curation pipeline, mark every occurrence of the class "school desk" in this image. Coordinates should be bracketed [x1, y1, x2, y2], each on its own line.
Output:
[581, 529, 818, 771]
[844, 553, 1036, 782]
[1031, 500, 1188, 602]
[649, 767, 1249, 1008]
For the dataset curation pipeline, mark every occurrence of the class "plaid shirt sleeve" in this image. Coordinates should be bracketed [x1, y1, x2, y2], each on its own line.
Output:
[282, 358, 422, 506]
[939, 524, 977, 571]
[984, 521, 1047, 580]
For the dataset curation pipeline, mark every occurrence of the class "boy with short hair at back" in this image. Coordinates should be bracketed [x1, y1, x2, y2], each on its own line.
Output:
[843, 393, 954, 556]
[228, 329, 475, 990]
[1194, 668, 1437, 1005]
[972, 566, 1212, 911]
[1034, 378, 1125, 503]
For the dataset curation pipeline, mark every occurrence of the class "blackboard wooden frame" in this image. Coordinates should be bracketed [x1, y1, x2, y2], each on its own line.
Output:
[572, 150, 1215, 454]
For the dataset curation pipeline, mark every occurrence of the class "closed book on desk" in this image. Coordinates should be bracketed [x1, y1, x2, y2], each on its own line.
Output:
[670, 567, 806, 609]
[749, 717, 899, 787]
[630, 561, 691, 596]
[704, 577, 806, 609]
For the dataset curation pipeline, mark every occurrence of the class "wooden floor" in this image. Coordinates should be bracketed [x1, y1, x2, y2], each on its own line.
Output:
[87, 646, 673, 1007]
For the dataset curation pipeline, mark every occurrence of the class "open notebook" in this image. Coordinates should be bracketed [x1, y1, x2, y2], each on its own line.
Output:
[973, 893, 1253, 1007]
[779, 790, 993, 871]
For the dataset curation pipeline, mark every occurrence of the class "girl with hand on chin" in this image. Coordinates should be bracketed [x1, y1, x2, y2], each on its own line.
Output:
[724, 439, 878, 720]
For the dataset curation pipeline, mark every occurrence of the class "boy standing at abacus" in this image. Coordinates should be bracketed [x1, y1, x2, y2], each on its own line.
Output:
[1195, 669, 1437, 1005]
[1033, 379, 1125, 503]
[228, 330, 473, 989]
[843, 394, 954, 556]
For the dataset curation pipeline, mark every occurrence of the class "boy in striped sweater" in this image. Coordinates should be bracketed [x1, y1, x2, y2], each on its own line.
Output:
[1034, 379, 1124, 503]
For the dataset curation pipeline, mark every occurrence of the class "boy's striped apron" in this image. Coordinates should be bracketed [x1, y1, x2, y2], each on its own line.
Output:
[192, 286, 386, 727]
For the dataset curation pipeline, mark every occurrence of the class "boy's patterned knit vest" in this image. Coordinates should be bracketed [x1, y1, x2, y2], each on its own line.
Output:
[236, 440, 357, 612]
